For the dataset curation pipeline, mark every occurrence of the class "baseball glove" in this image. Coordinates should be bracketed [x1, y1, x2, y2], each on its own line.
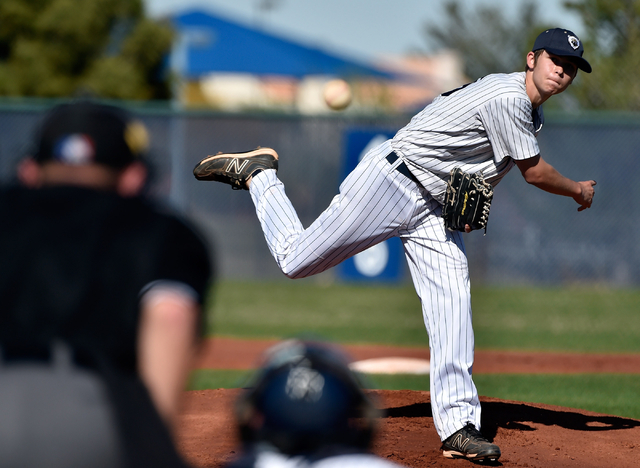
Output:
[441, 167, 494, 233]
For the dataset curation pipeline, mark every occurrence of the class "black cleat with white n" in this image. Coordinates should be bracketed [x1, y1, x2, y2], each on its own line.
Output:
[193, 148, 279, 190]
[441, 423, 501, 462]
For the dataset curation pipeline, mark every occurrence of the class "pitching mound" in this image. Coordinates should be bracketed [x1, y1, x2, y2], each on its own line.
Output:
[176, 338, 640, 467]
[175, 388, 639, 468]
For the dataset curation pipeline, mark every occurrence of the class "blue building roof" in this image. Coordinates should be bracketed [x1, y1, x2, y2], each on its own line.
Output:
[170, 10, 394, 80]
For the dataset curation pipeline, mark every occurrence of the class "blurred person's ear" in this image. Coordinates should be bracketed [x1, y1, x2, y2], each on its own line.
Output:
[117, 161, 148, 197]
[17, 158, 43, 188]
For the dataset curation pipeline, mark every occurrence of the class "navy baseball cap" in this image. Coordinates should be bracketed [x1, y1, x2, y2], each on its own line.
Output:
[532, 28, 592, 73]
[34, 101, 149, 168]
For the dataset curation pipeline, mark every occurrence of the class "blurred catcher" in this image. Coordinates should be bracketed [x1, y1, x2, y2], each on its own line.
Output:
[0, 101, 213, 467]
[225, 340, 404, 468]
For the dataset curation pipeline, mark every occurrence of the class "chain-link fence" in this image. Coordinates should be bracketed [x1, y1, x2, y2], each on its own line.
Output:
[1, 100, 636, 286]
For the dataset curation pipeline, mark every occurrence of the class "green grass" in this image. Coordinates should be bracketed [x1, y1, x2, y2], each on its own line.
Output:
[189, 370, 640, 421]
[195, 281, 640, 419]
[472, 286, 640, 352]
[205, 280, 428, 347]
[366, 373, 640, 420]
[375, 373, 640, 420]
[205, 281, 640, 353]
[472, 374, 640, 420]
[189, 369, 253, 390]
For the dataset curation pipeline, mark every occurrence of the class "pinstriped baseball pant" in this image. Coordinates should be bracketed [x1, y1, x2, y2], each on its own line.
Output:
[249, 140, 480, 440]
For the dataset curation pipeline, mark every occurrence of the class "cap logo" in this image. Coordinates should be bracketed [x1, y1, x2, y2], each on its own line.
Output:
[568, 35, 580, 50]
[52, 134, 96, 165]
[285, 366, 325, 402]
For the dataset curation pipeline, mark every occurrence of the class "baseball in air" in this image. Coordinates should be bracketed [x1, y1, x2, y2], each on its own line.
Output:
[323, 79, 352, 111]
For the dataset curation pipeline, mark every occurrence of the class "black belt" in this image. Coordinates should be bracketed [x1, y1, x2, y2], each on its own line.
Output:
[386, 152, 419, 184]
[1, 343, 100, 370]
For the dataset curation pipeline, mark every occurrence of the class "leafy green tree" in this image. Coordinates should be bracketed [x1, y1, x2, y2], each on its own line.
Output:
[423, 0, 544, 80]
[424, 0, 640, 110]
[0, 0, 174, 100]
[565, 0, 640, 110]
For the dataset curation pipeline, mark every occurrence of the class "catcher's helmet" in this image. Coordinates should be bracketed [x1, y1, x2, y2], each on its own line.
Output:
[235, 340, 380, 455]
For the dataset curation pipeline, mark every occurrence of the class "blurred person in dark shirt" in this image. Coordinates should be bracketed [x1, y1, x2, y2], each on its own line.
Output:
[0, 101, 213, 468]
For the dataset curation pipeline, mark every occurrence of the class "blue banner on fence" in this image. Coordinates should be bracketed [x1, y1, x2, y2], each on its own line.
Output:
[338, 128, 405, 283]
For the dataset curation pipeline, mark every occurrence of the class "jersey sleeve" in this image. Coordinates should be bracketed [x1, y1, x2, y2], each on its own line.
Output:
[153, 217, 214, 306]
[478, 97, 540, 162]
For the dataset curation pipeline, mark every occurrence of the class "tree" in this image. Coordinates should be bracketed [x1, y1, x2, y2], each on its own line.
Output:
[423, 0, 640, 111]
[564, 0, 640, 110]
[0, 0, 174, 100]
[422, 0, 544, 80]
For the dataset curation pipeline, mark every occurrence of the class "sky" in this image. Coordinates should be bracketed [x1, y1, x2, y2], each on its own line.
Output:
[143, 0, 584, 63]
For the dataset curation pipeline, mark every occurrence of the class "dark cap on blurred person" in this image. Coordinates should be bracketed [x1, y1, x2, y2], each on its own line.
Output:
[34, 101, 149, 169]
[532, 28, 592, 73]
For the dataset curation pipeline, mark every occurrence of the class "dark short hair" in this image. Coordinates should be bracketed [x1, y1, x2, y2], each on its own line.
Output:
[525, 49, 545, 71]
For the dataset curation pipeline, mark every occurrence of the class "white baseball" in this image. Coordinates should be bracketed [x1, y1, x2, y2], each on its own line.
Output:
[323, 79, 352, 111]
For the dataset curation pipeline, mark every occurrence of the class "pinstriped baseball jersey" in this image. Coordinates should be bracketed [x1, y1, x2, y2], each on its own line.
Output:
[391, 71, 543, 204]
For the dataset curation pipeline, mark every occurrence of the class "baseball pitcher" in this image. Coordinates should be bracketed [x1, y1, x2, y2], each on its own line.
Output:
[194, 28, 595, 462]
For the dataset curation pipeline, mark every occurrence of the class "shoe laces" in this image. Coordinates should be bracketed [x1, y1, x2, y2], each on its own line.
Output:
[462, 423, 489, 442]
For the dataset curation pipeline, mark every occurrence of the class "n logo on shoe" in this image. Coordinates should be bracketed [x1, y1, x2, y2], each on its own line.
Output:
[450, 434, 471, 451]
[226, 159, 250, 174]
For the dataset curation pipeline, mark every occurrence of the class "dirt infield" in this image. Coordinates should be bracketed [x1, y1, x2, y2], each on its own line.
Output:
[193, 337, 640, 374]
[175, 337, 640, 468]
